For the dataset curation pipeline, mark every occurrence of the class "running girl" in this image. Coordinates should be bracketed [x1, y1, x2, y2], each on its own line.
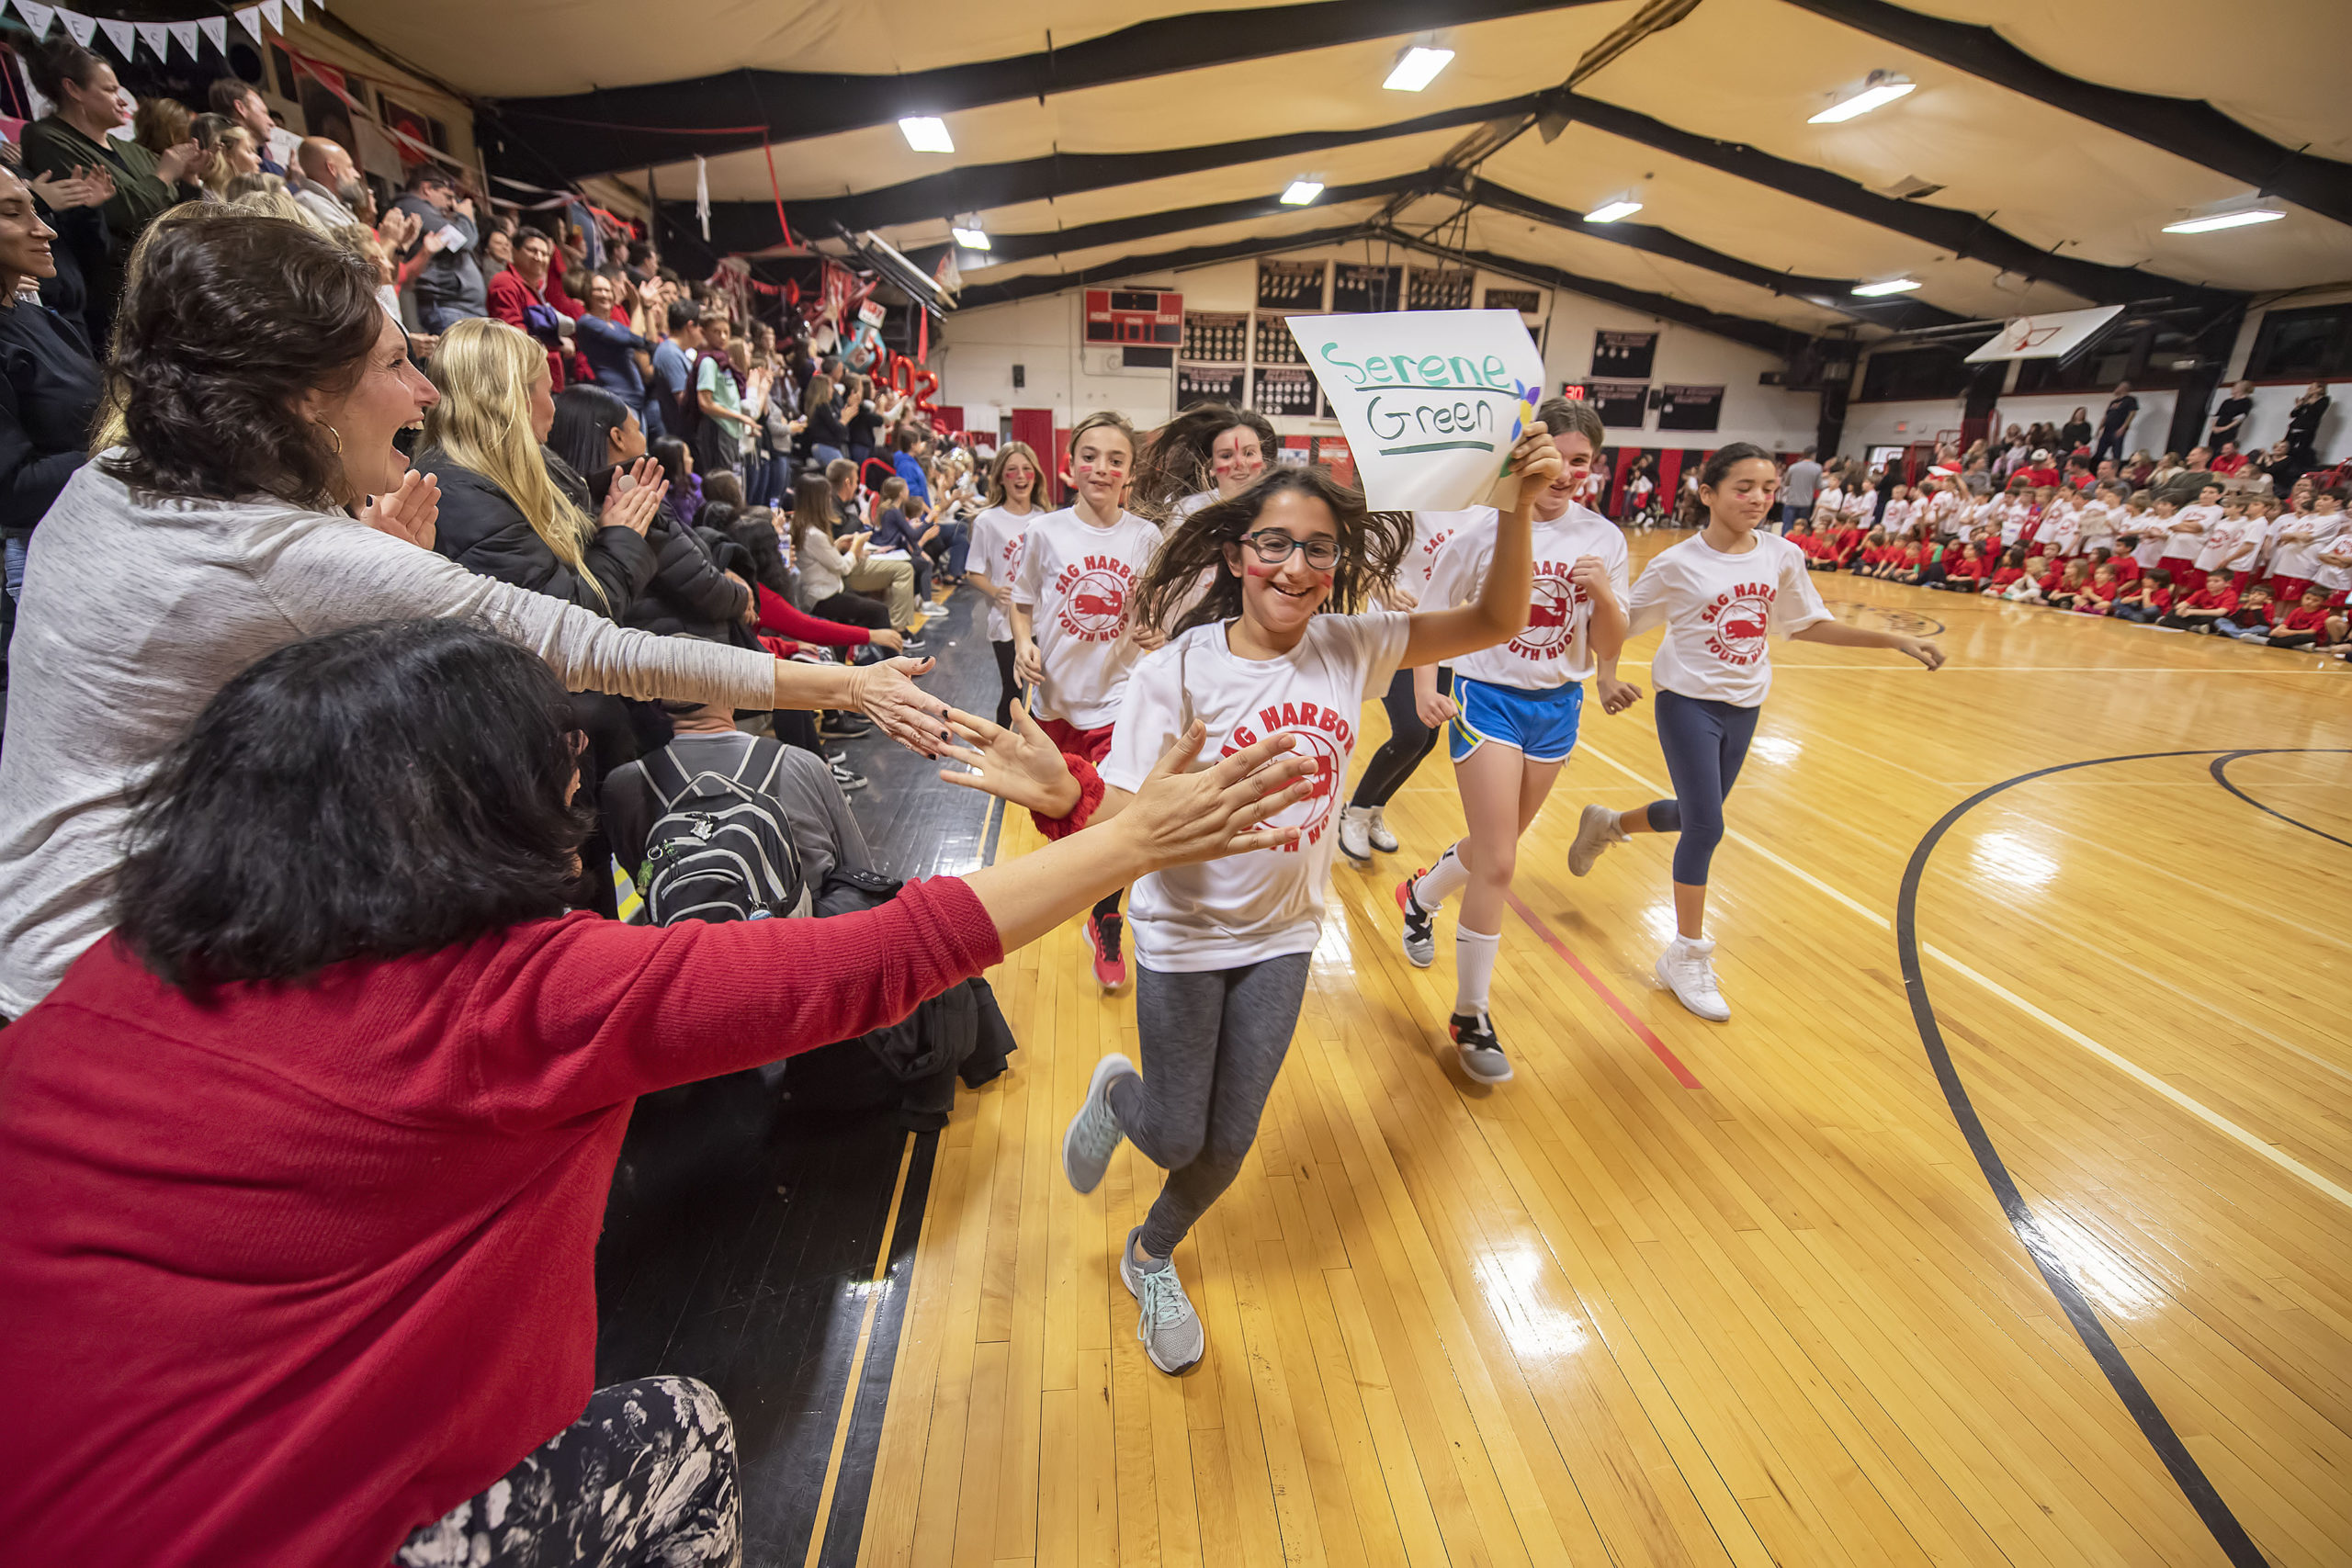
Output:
[967, 441, 1044, 726]
[1569, 443, 1944, 1021]
[1395, 397, 1627, 1082]
[1010, 412, 1164, 987]
[936, 431, 1563, 1373]
[1135, 401, 1276, 521]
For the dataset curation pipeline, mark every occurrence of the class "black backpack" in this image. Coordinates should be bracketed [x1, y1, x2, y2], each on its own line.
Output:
[637, 739, 807, 926]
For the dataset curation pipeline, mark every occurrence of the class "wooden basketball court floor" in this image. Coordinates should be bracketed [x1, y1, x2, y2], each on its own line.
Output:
[846, 534, 2352, 1567]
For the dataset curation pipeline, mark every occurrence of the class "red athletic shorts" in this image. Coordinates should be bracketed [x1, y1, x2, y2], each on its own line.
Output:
[1038, 716, 1116, 765]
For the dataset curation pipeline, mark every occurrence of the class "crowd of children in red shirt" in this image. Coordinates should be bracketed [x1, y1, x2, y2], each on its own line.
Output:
[1787, 470, 2352, 655]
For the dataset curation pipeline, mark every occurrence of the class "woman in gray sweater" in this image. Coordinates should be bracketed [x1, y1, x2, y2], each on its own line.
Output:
[0, 210, 946, 1016]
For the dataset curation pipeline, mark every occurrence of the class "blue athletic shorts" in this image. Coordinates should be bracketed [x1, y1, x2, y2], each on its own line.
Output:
[1448, 676, 1583, 764]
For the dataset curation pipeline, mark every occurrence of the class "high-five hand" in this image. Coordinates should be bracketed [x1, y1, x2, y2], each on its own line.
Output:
[1118, 724, 1316, 864]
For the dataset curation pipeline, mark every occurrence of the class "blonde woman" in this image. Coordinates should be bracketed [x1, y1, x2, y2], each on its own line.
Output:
[413, 318, 668, 616]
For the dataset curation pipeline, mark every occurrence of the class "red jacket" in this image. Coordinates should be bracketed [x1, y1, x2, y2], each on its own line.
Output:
[487, 265, 584, 389]
[0, 883, 1002, 1567]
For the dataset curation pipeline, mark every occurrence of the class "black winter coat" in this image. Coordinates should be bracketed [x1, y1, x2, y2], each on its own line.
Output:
[621, 506, 754, 640]
[415, 450, 657, 618]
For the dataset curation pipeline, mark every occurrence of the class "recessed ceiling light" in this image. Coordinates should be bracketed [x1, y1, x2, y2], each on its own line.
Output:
[1280, 180, 1324, 206]
[1809, 73, 1915, 124]
[1851, 277, 1921, 296]
[898, 117, 954, 153]
[2162, 209, 2285, 234]
[952, 225, 990, 249]
[1582, 199, 1643, 223]
[1384, 46, 1454, 92]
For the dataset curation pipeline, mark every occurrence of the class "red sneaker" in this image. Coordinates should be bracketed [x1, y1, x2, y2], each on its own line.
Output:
[1082, 910, 1127, 989]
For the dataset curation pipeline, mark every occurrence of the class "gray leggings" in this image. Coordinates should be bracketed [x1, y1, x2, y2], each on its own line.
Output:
[1112, 953, 1312, 1258]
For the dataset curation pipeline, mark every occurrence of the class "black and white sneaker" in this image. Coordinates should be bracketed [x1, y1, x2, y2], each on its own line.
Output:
[822, 746, 849, 765]
[830, 761, 869, 793]
[819, 712, 873, 739]
[1395, 874, 1437, 967]
[1449, 1011, 1513, 1083]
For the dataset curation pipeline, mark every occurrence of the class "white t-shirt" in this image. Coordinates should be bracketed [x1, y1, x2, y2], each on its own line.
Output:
[2075, 500, 2116, 553]
[2125, 511, 2166, 568]
[967, 503, 1035, 643]
[1010, 506, 1161, 728]
[1626, 530, 1833, 708]
[2267, 510, 2330, 581]
[1172, 489, 1216, 521]
[2165, 503, 2220, 559]
[1999, 501, 2031, 547]
[1398, 506, 1492, 599]
[2193, 513, 2258, 573]
[1101, 612, 1411, 971]
[1881, 498, 1912, 537]
[2041, 505, 2080, 558]
[2306, 514, 2349, 591]
[1423, 502, 1629, 689]
[1813, 486, 1844, 525]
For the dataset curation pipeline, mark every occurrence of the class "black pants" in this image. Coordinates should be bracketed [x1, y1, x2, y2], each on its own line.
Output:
[811, 589, 893, 631]
[1349, 666, 1451, 809]
[1645, 688, 1761, 886]
[396, 1376, 739, 1567]
[2092, 426, 2127, 465]
[992, 637, 1017, 728]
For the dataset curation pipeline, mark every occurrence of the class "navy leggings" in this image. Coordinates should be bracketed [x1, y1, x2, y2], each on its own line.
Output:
[1644, 687, 1761, 885]
[1349, 666, 1452, 808]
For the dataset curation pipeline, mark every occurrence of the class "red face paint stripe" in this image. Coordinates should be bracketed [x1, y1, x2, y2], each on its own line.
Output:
[1503, 890, 1703, 1090]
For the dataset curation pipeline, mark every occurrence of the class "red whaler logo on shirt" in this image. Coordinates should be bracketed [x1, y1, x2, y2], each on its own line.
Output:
[1508, 561, 1586, 660]
[1702, 582, 1776, 666]
[1053, 556, 1135, 641]
[1220, 698, 1358, 852]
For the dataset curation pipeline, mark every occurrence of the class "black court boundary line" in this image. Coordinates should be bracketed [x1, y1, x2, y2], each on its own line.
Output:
[1897, 745, 2351, 1568]
[2210, 750, 2352, 850]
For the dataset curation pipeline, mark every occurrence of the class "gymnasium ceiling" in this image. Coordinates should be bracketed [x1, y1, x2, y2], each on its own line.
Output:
[336, 0, 2352, 348]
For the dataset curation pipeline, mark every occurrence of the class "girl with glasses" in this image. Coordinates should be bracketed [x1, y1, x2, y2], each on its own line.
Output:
[933, 431, 1562, 1375]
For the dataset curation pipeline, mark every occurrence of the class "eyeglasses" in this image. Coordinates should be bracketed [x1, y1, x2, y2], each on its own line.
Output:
[1238, 530, 1340, 570]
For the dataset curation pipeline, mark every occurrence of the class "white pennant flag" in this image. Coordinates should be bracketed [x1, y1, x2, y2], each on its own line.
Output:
[695, 154, 711, 242]
[96, 16, 135, 56]
[258, 0, 284, 33]
[11, 3, 56, 40]
[166, 20, 198, 56]
[136, 20, 173, 57]
[198, 15, 228, 52]
[234, 6, 264, 43]
[284, 0, 305, 18]
[1288, 311, 1547, 512]
[57, 9, 96, 47]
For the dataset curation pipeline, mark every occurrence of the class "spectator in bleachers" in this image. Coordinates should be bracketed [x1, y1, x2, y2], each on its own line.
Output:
[691, 332, 757, 482]
[0, 164, 101, 618]
[481, 212, 517, 284]
[0, 210, 949, 1020]
[489, 228, 580, 389]
[288, 138, 361, 231]
[388, 166, 484, 332]
[2286, 381, 2332, 471]
[2092, 383, 2137, 464]
[2058, 406, 2092, 453]
[207, 77, 286, 174]
[794, 469, 917, 639]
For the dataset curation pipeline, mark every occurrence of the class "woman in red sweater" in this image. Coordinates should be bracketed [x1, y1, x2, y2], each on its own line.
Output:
[0, 618, 1315, 1568]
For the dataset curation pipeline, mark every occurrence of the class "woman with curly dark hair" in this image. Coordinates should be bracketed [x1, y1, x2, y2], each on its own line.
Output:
[0, 615, 1314, 1566]
[0, 209, 948, 1019]
[931, 431, 1561, 1377]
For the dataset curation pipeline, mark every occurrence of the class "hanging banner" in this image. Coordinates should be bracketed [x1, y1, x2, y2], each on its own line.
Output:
[1963, 303, 2125, 363]
[94, 16, 134, 55]
[1330, 263, 1401, 313]
[13, 4, 56, 41]
[1578, 379, 1648, 428]
[134, 20, 172, 57]
[166, 20, 199, 56]
[57, 10, 96, 47]
[1286, 310, 1544, 512]
[1657, 383, 1724, 432]
[1591, 329, 1657, 379]
[1256, 258, 1325, 311]
[197, 16, 229, 52]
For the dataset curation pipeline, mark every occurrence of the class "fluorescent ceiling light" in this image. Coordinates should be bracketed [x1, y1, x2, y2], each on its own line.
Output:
[1280, 180, 1323, 206]
[1582, 199, 1642, 223]
[898, 117, 954, 153]
[1809, 73, 1915, 124]
[1851, 277, 1921, 296]
[1383, 46, 1454, 92]
[952, 225, 990, 249]
[2162, 209, 2285, 233]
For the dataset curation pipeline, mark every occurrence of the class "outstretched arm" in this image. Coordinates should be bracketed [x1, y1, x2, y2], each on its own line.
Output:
[1788, 619, 1946, 669]
[1396, 427, 1560, 669]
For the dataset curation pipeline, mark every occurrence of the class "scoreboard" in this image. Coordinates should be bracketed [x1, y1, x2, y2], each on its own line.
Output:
[1083, 288, 1183, 345]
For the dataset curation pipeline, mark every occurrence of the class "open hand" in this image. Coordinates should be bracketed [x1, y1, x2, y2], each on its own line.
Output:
[360, 469, 440, 549]
[1116, 724, 1317, 865]
[845, 655, 950, 755]
[934, 702, 1077, 813]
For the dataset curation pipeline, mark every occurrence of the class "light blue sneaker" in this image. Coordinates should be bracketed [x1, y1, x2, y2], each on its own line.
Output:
[1119, 1226, 1205, 1374]
[1062, 1053, 1135, 1194]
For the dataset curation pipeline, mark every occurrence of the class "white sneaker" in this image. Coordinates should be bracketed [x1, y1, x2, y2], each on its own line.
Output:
[1062, 1053, 1135, 1194]
[1365, 807, 1399, 854]
[1337, 805, 1374, 864]
[1120, 1226, 1206, 1373]
[1566, 803, 1627, 877]
[1656, 937, 1731, 1021]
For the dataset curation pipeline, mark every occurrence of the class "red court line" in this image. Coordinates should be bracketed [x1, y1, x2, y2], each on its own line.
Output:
[1504, 890, 1703, 1090]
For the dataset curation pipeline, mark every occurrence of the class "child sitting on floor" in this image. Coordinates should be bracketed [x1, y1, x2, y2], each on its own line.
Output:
[2216, 584, 2276, 641]
[2111, 568, 2176, 624]
[2159, 569, 2238, 633]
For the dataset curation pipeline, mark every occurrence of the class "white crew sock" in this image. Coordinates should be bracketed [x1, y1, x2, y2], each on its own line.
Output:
[1453, 925, 1500, 1016]
[1413, 841, 1470, 909]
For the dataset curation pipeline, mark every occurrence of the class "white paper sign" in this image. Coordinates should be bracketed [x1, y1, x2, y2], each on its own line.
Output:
[1286, 310, 1544, 512]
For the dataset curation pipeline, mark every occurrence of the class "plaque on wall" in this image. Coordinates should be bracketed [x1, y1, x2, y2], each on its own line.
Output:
[1484, 288, 1543, 316]
[1579, 379, 1650, 428]
[1182, 311, 1248, 363]
[1256, 258, 1327, 311]
[1592, 329, 1658, 379]
[1177, 365, 1247, 410]
[1331, 263, 1402, 313]
[1251, 366, 1319, 417]
[1406, 266, 1474, 310]
[1657, 383, 1724, 432]
[1252, 314, 1306, 366]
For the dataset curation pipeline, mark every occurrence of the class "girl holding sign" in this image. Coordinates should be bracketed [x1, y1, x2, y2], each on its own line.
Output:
[933, 430, 1561, 1373]
[1395, 398, 1627, 1083]
[1568, 444, 1943, 1020]
[1009, 412, 1164, 989]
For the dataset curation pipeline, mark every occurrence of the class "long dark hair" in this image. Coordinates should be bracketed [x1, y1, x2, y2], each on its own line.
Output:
[1130, 466, 1411, 637]
[113, 619, 590, 991]
[1132, 401, 1277, 519]
[104, 210, 385, 508]
[547, 383, 633, 480]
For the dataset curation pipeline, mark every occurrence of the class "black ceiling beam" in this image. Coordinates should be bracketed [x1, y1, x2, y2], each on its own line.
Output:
[487, 0, 1606, 183]
[1781, 0, 2352, 230]
[1455, 175, 1972, 330]
[950, 223, 1379, 310]
[1368, 226, 1815, 357]
[1546, 88, 2239, 310]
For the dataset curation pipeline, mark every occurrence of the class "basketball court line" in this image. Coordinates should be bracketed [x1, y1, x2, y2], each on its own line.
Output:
[1575, 739, 2352, 1217]
[1503, 890, 1703, 1089]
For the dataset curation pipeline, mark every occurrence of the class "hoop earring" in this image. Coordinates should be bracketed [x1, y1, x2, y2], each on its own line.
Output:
[321, 423, 343, 456]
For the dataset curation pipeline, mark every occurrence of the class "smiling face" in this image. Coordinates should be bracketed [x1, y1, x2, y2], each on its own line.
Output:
[0, 167, 58, 286]
[514, 233, 551, 285]
[1209, 423, 1265, 496]
[1001, 452, 1036, 502]
[586, 275, 615, 315]
[303, 313, 436, 503]
[1224, 487, 1338, 642]
[1700, 457, 1781, 536]
[1069, 423, 1132, 513]
[1528, 427, 1598, 522]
